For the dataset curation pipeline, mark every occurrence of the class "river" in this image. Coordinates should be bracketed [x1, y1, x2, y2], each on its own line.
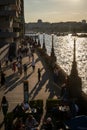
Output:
[39, 34, 87, 94]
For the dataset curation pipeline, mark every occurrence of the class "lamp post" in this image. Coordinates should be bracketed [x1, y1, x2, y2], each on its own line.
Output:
[42, 33, 46, 52]
[50, 34, 56, 61]
[34, 34, 37, 45]
[37, 33, 41, 47]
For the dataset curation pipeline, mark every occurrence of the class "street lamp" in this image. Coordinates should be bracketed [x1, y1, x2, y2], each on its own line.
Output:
[42, 33, 46, 52]
[50, 34, 56, 61]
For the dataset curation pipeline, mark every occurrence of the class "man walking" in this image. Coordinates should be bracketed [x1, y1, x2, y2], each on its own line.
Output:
[38, 68, 41, 82]
[24, 64, 27, 77]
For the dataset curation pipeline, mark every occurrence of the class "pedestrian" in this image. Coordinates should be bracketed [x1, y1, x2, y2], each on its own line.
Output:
[23, 64, 27, 77]
[19, 55, 22, 63]
[25, 47, 28, 56]
[9, 56, 13, 64]
[1, 96, 8, 117]
[20, 63, 22, 75]
[43, 117, 54, 130]
[28, 52, 31, 63]
[1, 71, 5, 86]
[31, 53, 34, 61]
[12, 61, 16, 73]
[31, 59, 35, 71]
[38, 68, 41, 82]
[17, 62, 21, 75]
[5, 57, 8, 67]
[0, 60, 1, 70]
[16, 55, 19, 62]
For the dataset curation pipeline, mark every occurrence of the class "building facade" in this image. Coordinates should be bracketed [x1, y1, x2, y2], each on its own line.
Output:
[0, 0, 24, 59]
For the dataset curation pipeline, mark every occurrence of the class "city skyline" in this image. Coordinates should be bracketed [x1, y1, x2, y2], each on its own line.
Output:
[24, 0, 87, 23]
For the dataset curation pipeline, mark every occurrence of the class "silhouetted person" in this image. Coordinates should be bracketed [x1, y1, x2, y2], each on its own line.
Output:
[1, 71, 5, 86]
[43, 117, 54, 130]
[25, 114, 38, 130]
[23, 64, 27, 77]
[31, 59, 35, 71]
[5, 57, 8, 67]
[38, 68, 41, 82]
[0, 60, 1, 70]
[1, 96, 8, 117]
[12, 62, 16, 73]
[9, 56, 13, 63]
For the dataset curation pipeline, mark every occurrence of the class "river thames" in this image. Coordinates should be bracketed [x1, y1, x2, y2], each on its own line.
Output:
[39, 34, 87, 94]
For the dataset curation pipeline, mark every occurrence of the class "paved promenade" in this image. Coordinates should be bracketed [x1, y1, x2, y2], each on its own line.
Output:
[0, 51, 61, 130]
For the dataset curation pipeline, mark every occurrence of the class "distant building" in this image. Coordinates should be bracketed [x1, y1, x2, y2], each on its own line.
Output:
[25, 20, 87, 34]
[37, 19, 43, 24]
[25, 19, 51, 33]
[82, 20, 86, 24]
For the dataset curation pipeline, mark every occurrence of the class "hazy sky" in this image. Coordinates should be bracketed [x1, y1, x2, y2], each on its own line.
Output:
[24, 0, 87, 23]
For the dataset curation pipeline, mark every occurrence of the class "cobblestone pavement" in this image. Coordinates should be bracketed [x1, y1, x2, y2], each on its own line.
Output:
[0, 52, 61, 130]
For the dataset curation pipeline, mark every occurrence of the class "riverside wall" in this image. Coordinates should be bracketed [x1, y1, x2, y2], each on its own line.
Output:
[36, 44, 87, 115]
[36, 47, 67, 84]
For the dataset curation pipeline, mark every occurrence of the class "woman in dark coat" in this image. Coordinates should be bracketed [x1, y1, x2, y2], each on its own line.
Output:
[1, 96, 8, 117]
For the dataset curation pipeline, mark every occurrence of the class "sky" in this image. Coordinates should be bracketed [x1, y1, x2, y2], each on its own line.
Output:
[24, 0, 87, 23]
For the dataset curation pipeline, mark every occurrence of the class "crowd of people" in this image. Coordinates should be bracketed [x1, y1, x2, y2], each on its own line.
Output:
[0, 38, 42, 129]
[0, 39, 42, 87]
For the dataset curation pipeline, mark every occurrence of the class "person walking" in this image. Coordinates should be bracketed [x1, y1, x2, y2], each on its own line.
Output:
[0, 60, 1, 70]
[31, 53, 34, 60]
[28, 52, 31, 63]
[38, 68, 41, 82]
[17, 62, 21, 74]
[23, 64, 27, 77]
[12, 61, 16, 73]
[9, 56, 13, 66]
[28, 45, 31, 63]
[31, 59, 35, 72]
[20, 62, 22, 75]
[5, 57, 8, 67]
[1, 96, 9, 117]
[1, 71, 5, 86]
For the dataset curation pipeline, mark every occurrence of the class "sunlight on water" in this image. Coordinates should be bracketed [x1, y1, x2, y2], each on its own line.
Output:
[39, 34, 87, 94]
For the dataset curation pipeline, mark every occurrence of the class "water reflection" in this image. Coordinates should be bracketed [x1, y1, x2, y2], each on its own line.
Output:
[39, 34, 87, 94]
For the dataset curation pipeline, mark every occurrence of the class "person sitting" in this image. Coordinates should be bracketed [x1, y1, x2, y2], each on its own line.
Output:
[25, 114, 38, 130]
[14, 118, 25, 130]
[13, 104, 25, 118]
[43, 117, 54, 130]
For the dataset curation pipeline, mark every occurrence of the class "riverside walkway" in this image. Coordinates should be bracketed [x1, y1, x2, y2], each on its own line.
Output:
[0, 51, 61, 130]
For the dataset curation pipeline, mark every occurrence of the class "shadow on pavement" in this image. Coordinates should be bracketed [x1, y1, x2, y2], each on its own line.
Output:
[30, 71, 48, 100]
[0, 120, 4, 129]
[4, 76, 25, 94]
[29, 82, 39, 98]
